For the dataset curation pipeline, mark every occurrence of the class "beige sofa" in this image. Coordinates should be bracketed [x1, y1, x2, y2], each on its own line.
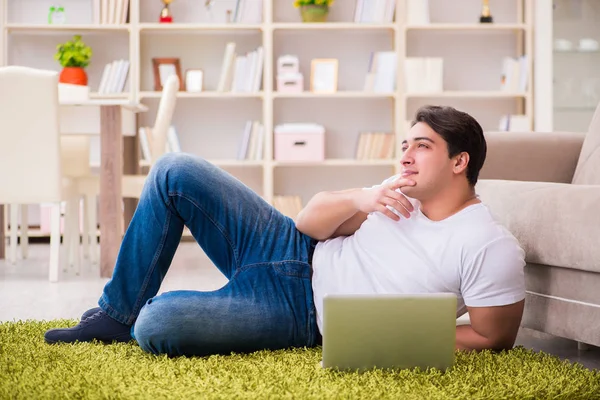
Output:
[476, 105, 600, 348]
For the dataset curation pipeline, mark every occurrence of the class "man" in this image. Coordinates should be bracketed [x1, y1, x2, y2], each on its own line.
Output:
[45, 105, 525, 356]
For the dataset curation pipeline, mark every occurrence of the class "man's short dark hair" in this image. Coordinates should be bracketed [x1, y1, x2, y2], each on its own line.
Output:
[411, 105, 487, 186]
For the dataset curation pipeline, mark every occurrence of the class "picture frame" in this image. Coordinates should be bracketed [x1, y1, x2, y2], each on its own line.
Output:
[310, 59, 339, 93]
[185, 69, 204, 93]
[152, 57, 183, 91]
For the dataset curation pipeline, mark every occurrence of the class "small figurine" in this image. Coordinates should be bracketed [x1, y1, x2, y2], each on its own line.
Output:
[479, 0, 493, 23]
[48, 6, 67, 25]
[160, 0, 174, 23]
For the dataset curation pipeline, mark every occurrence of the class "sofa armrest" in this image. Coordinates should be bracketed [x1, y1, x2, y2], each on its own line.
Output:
[479, 131, 586, 183]
[476, 179, 600, 273]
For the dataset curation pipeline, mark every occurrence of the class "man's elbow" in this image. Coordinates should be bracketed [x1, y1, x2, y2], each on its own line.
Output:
[295, 215, 329, 241]
[489, 333, 519, 351]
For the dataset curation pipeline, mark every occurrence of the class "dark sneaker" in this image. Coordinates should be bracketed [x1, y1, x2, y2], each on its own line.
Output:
[81, 307, 102, 321]
[45, 309, 132, 344]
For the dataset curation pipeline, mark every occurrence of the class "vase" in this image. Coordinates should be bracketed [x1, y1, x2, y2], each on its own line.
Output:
[59, 67, 88, 86]
[300, 5, 329, 23]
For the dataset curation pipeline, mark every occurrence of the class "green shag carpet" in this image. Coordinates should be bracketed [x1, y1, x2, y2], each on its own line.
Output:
[1, 320, 599, 399]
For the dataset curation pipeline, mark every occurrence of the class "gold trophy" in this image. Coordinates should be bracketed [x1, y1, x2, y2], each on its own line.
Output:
[479, 0, 493, 23]
[160, 0, 174, 23]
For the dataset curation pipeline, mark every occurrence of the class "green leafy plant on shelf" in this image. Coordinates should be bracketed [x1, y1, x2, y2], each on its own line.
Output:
[54, 35, 92, 86]
[293, 0, 334, 6]
[293, 0, 334, 23]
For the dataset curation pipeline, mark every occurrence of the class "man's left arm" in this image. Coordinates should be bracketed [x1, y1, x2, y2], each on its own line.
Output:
[457, 236, 527, 351]
[456, 300, 525, 351]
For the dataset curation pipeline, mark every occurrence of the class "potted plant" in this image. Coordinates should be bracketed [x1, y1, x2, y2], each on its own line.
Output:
[54, 35, 92, 86]
[293, 0, 334, 23]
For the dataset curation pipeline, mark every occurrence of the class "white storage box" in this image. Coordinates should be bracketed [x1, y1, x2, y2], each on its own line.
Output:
[274, 123, 325, 162]
[277, 55, 300, 75]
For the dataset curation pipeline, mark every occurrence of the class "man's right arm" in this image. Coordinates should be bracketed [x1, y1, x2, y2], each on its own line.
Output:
[295, 178, 416, 241]
[295, 189, 368, 241]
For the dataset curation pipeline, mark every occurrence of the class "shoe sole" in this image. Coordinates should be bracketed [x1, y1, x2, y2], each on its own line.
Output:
[45, 333, 132, 345]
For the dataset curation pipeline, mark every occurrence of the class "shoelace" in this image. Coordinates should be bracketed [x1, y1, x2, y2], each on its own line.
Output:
[81, 311, 104, 325]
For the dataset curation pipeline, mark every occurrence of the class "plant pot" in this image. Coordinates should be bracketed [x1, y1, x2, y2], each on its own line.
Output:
[300, 5, 329, 23]
[59, 67, 88, 86]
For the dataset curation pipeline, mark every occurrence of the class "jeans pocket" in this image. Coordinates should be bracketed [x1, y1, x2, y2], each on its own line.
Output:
[272, 260, 311, 279]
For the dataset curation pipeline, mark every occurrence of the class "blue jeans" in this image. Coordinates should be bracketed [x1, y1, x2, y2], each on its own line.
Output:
[98, 153, 320, 357]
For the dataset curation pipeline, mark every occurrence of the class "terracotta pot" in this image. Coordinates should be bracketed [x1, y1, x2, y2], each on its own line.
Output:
[300, 5, 329, 23]
[59, 67, 88, 86]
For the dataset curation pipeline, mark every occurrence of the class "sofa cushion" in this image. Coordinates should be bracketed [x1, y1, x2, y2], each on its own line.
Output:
[572, 104, 600, 185]
[475, 179, 600, 273]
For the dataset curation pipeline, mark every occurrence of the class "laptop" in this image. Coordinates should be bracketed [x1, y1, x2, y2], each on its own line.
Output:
[321, 293, 457, 372]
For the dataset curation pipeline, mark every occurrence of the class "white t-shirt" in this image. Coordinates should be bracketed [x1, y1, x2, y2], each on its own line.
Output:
[310, 176, 526, 334]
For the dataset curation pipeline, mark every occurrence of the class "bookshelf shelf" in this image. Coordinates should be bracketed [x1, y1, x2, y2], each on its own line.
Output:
[554, 106, 597, 112]
[272, 92, 395, 99]
[272, 23, 396, 31]
[139, 91, 264, 99]
[0, 0, 535, 229]
[5, 24, 130, 33]
[209, 159, 265, 167]
[273, 160, 396, 167]
[138, 23, 262, 33]
[405, 23, 527, 32]
[405, 91, 528, 99]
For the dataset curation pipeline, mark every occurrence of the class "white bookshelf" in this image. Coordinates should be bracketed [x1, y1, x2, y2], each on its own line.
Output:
[0, 0, 535, 229]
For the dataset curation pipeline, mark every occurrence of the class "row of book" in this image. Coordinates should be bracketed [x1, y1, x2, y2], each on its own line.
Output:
[353, 0, 431, 24]
[273, 195, 303, 221]
[500, 55, 529, 93]
[363, 51, 398, 93]
[139, 126, 182, 164]
[237, 120, 265, 161]
[92, 0, 129, 25]
[354, 0, 396, 23]
[355, 132, 395, 160]
[229, 0, 263, 23]
[218, 43, 264, 93]
[97, 59, 130, 94]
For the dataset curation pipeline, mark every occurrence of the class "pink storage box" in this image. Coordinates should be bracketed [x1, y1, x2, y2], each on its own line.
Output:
[274, 123, 325, 162]
[277, 73, 303, 93]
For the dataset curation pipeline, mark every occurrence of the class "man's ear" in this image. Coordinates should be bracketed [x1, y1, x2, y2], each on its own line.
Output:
[453, 152, 469, 174]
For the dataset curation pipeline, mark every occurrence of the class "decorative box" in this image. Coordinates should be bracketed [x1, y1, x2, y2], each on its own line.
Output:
[277, 55, 300, 75]
[277, 72, 303, 93]
[274, 123, 325, 162]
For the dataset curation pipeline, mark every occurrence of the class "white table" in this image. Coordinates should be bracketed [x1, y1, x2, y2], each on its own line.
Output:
[0, 100, 147, 279]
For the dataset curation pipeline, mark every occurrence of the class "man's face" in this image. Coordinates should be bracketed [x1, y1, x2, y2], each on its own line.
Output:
[398, 122, 461, 200]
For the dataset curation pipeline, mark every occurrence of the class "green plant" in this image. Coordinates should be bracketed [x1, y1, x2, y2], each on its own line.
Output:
[293, 0, 334, 8]
[54, 35, 92, 68]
